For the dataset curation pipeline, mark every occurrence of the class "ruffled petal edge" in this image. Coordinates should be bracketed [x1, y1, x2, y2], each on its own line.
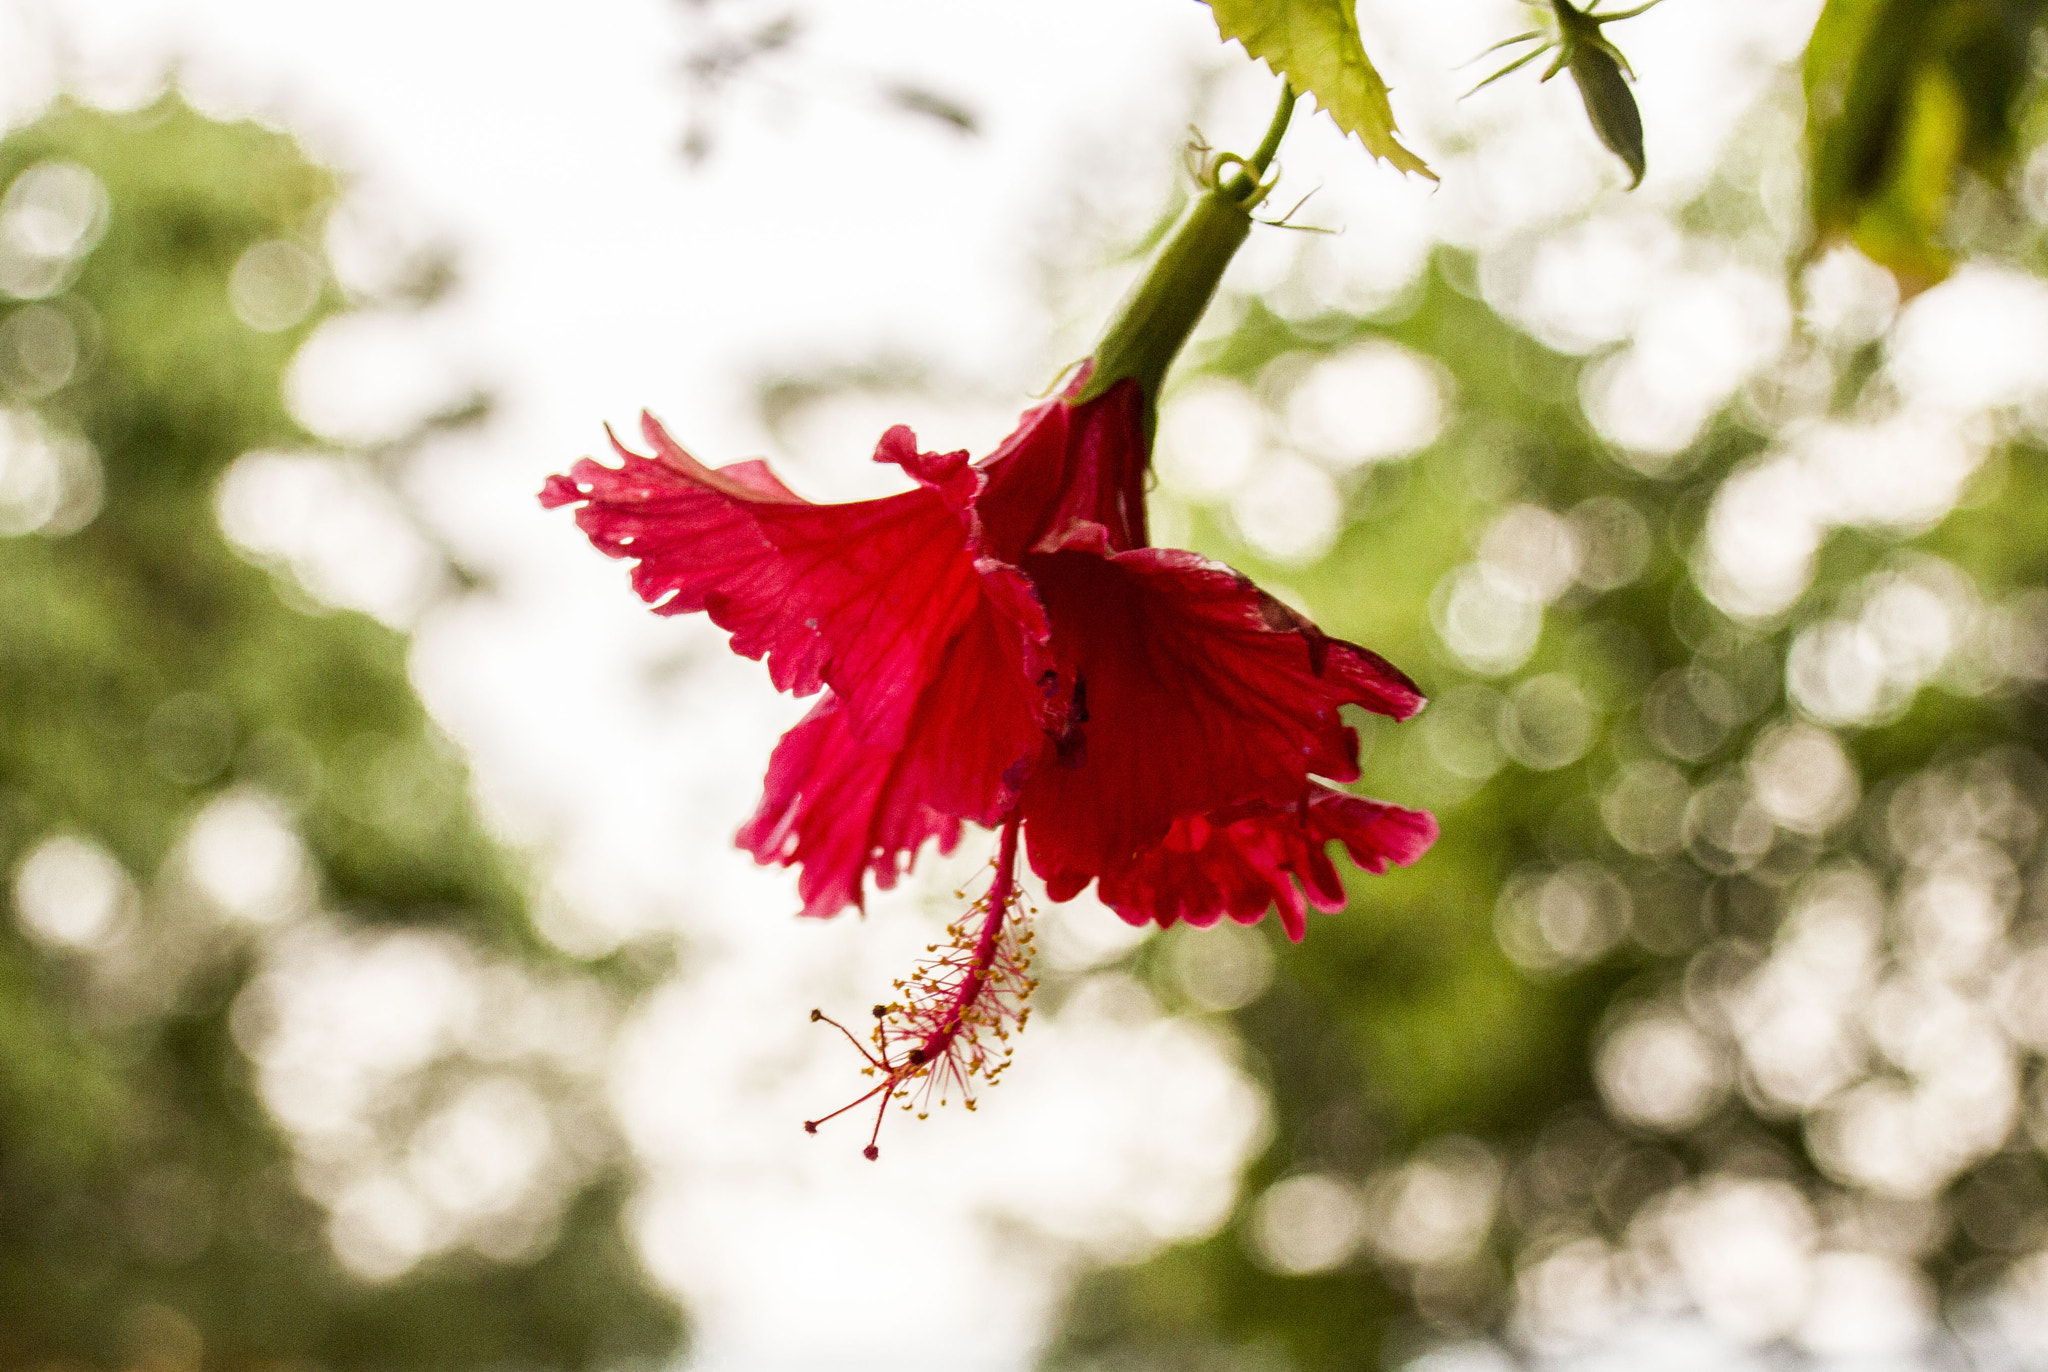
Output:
[1092, 787, 1438, 942]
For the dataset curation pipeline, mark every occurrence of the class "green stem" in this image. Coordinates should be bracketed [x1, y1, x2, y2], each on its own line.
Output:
[1229, 80, 1298, 195]
[1075, 81, 1300, 413]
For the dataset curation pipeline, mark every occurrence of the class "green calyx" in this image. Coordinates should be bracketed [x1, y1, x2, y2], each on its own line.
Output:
[1467, 0, 1661, 187]
[1074, 84, 1298, 417]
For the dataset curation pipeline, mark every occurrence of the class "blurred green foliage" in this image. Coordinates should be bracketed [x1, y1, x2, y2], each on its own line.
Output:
[1043, 260, 1674, 1372]
[1041, 9, 2048, 1371]
[0, 100, 681, 1370]
[1805, 0, 2048, 291]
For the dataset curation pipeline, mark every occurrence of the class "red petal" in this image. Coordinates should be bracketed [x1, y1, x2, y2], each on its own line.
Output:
[1096, 788, 1438, 941]
[542, 420, 830, 696]
[1020, 544, 1425, 894]
[543, 415, 1052, 768]
[738, 577, 1055, 917]
[975, 378, 1151, 559]
[737, 696, 962, 920]
[744, 489, 1022, 753]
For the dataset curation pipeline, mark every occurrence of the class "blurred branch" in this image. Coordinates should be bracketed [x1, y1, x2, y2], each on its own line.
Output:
[671, 0, 980, 164]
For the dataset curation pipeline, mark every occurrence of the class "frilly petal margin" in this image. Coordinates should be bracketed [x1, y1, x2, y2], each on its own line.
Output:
[543, 414, 1058, 855]
[543, 414, 1042, 753]
[736, 695, 962, 920]
[541, 415, 836, 695]
[1095, 788, 1439, 942]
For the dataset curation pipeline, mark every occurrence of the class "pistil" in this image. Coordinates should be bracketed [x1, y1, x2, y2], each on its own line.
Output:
[804, 815, 1036, 1159]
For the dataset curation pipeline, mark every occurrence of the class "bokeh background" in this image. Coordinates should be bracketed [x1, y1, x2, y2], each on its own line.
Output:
[6, 0, 2048, 1369]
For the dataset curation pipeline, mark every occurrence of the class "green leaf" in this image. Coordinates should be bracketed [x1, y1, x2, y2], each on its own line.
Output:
[1804, 0, 2048, 292]
[1203, 0, 1434, 179]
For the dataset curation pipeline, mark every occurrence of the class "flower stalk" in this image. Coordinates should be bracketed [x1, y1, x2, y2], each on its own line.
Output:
[1075, 81, 1300, 419]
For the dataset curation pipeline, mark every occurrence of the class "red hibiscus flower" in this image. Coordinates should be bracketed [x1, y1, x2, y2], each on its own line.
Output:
[541, 100, 1436, 1156]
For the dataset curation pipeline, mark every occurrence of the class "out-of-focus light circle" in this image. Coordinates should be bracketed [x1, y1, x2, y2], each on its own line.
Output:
[1272, 203, 1431, 319]
[1366, 1138, 1502, 1268]
[323, 180, 446, 302]
[1664, 1178, 1817, 1342]
[0, 303, 78, 397]
[0, 408, 101, 536]
[1808, 1042, 2018, 1199]
[1568, 495, 1652, 592]
[1572, 263, 1784, 461]
[1644, 668, 1732, 761]
[1248, 1172, 1368, 1275]
[1033, 889, 1150, 972]
[1982, 589, 2048, 682]
[1514, 1236, 1625, 1345]
[1897, 847, 2017, 980]
[1731, 965, 1867, 1112]
[1798, 1251, 1935, 1357]
[1168, 920, 1273, 1013]
[1281, 340, 1446, 469]
[241, 927, 480, 1131]
[1155, 377, 1263, 499]
[1994, 946, 2048, 1051]
[1683, 775, 1776, 875]
[1889, 265, 2048, 414]
[1699, 455, 1821, 619]
[1496, 864, 1631, 972]
[1480, 504, 1579, 604]
[1500, 673, 1595, 771]
[1787, 621, 1889, 725]
[0, 408, 58, 532]
[1423, 684, 1507, 781]
[145, 691, 236, 787]
[1982, 1250, 2048, 1359]
[1596, 1008, 1726, 1130]
[329, 1171, 438, 1282]
[1809, 413, 1983, 533]
[1747, 722, 1858, 834]
[1863, 571, 1958, 682]
[183, 790, 310, 925]
[230, 240, 323, 332]
[1231, 453, 1339, 564]
[1783, 866, 1885, 983]
[406, 1076, 555, 1219]
[1800, 247, 1898, 349]
[12, 833, 137, 950]
[1502, 212, 1678, 354]
[1626, 264, 1790, 445]
[1601, 759, 1690, 856]
[1730, 873, 1882, 1117]
[1433, 564, 1542, 676]
[1581, 345, 1711, 464]
[0, 161, 108, 299]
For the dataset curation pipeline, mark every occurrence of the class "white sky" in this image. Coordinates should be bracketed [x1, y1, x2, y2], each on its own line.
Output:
[2, 1, 1845, 1367]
